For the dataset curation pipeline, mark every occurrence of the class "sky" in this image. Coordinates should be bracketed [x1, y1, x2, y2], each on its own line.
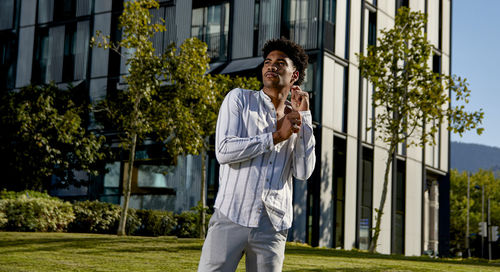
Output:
[451, 0, 500, 148]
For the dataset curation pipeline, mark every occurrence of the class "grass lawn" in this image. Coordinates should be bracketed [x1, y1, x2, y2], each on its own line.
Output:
[0, 232, 499, 271]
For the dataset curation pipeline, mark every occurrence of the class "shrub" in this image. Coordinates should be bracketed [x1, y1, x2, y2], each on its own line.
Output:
[173, 203, 212, 238]
[0, 189, 59, 200]
[0, 196, 74, 232]
[135, 209, 177, 237]
[69, 200, 141, 235]
[0, 206, 7, 228]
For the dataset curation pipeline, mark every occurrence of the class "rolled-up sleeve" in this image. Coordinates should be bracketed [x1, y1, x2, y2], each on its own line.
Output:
[215, 89, 274, 165]
[292, 110, 316, 180]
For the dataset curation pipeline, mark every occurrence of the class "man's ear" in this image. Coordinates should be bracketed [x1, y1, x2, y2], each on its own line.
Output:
[291, 70, 299, 84]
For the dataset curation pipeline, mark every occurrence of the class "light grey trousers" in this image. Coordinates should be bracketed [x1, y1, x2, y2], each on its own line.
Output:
[197, 209, 288, 272]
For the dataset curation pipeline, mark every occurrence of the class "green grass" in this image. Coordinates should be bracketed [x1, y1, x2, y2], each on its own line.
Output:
[0, 232, 499, 271]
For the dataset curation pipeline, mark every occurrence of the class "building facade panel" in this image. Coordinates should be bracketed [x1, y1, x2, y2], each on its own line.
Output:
[344, 135, 358, 250]
[20, 0, 37, 27]
[335, 0, 347, 59]
[175, 0, 192, 44]
[346, 65, 359, 137]
[322, 55, 336, 129]
[405, 158, 423, 256]
[15, 26, 35, 88]
[372, 145, 392, 254]
[348, 0, 361, 65]
[427, 0, 440, 48]
[377, 0, 395, 18]
[319, 128, 334, 247]
[231, 0, 254, 59]
[442, 0, 451, 56]
[90, 13, 111, 78]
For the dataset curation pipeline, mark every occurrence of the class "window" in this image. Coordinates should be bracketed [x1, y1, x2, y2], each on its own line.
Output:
[100, 162, 121, 204]
[257, 0, 281, 54]
[324, 0, 336, 53]
[137, 165, 175, 189]
[191, 2, 230, 62]
[392, 159, 406, 254]
[368, 10, 376, 47]
[0, 31, 17, 90]
[32, 27, 50, 84]
[333, 136, 346, 248]
[395, 0, 409, 14]
[282, 0, 319, 50]
[302, 56, 318, 121]
[53, 0, 76, 21]
[32, 21, 90, 84]
[253, 0, 260, 56]
[0, 0, 20, 31]
[359, 147, 373, 250]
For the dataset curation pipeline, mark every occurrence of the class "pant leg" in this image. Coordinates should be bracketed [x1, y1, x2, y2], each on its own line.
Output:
[198, 209, 250, 272]
[245, 211, 288, 272]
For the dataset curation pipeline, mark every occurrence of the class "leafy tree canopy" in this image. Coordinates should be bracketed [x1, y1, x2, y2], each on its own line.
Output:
[0, 84, 108, 191]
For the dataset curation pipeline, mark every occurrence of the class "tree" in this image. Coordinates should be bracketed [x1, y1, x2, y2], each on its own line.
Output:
[92, 0, 259, 236]
[450, 169, 500, 257]
[357, 7, 484, 253]
[0, 84, 107, 191]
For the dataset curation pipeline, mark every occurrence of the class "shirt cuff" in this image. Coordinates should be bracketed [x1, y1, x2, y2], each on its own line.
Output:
[299, 110, 312, 125]
[265, 132, 275, 151]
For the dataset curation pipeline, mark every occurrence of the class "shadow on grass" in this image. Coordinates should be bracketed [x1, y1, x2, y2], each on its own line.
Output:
[286, 269, 383, 272]
[0, 233, 191, 255]
[285, 245, 496, 268]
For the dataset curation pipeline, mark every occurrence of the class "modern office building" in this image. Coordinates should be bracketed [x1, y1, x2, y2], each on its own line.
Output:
[0, 0, 452, 256]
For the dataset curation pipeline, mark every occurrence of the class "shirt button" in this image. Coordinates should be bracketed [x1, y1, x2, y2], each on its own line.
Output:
[269, 161, 273, 164]
[266, 178, 269, 182]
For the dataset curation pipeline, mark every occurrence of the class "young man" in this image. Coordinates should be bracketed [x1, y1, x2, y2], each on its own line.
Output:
[198, 38, 316, 272]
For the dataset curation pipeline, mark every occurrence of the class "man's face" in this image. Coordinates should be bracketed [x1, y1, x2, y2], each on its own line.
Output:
[262, 50, 299, 89]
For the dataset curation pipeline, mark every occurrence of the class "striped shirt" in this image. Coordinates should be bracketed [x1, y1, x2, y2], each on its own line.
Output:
[214, 88, 316, 231]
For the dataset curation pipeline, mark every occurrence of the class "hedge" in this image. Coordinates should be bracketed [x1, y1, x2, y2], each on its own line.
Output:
[0, 191, 211, 238]
[69, 200, 140, 235]
[0, 196, 74, 232]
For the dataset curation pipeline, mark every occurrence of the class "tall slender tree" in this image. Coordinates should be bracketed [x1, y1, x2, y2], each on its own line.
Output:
[358, 7, 484, 253]
[92, 0, 259, 236]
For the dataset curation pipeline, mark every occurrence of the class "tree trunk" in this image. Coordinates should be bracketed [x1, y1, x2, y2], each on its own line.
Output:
[369, 141, 397, 253]
[200, 147, 207, 238]
[117, 133, 137, 236]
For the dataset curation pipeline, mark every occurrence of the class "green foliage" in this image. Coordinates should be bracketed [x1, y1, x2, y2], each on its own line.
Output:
[358, 7, 483, 147]
[0, 189, 59, 200]
[0, 84, 108, 191]
[70, 200, 122, 234]
[0, 196, 74, 232]
[450, 169, 500, 256]
[135, 209, 177, 236]
[91, 0, 258, 234]
[69, 200, 140, 235]
[357, 7, 484, 253]
[173, 203, 212, 238]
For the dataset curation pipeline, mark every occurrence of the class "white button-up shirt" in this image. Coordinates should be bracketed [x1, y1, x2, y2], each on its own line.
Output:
[214, 88, 316, 231]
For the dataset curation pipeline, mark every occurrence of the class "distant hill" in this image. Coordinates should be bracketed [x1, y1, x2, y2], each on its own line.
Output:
[450, 141, 500, 173]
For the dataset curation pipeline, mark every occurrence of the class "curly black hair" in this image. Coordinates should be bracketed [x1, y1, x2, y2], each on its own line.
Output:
[262, 38, 309, 86]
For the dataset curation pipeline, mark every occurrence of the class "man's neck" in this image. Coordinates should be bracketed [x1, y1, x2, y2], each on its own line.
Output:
[263, 86, 290, 113]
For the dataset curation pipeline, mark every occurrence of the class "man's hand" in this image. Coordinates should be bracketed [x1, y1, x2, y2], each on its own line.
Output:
[291, 86, 309, 112]
[273, 111, 302, 144]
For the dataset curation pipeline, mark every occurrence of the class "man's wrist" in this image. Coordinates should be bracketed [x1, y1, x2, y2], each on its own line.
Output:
[272, 131, 285, 145]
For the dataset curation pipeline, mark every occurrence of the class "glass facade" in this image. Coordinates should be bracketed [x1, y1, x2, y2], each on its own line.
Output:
[359, 147, 374, 250]
[333, 136, 346, 248]
[324, 0, 336, 53]
[0, 31, 17, 90]
[393, 159, 406, 254]
[191, 2, 230, 62]
[282, 0, 319, 50]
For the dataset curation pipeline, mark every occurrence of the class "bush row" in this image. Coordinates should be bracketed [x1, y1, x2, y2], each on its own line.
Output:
[0, 190, 210, 238]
